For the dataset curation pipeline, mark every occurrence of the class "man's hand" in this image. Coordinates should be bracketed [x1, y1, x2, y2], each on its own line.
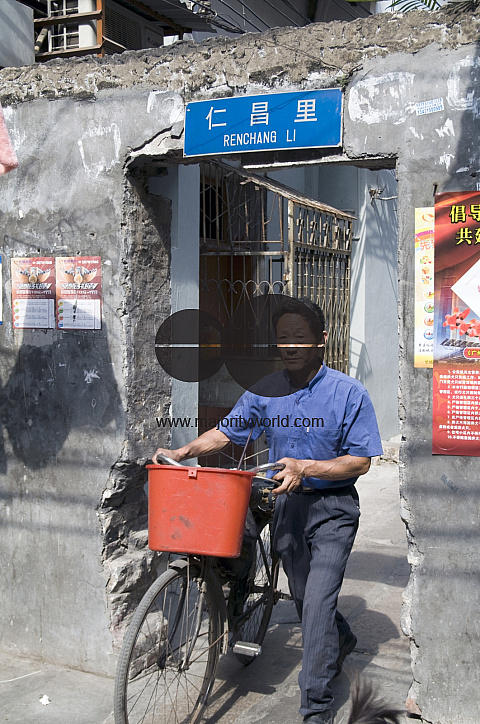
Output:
[151, 428, 231, 465]
[271, 454, 371, 495]
[272, 457, 306, 495]
[152, 447, 184, 465]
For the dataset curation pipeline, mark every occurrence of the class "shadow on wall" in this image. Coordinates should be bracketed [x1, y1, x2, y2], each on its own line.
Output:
[0, 325, 123, 473]
[349, 169, 398, 323]
[349, 335, 373, 386]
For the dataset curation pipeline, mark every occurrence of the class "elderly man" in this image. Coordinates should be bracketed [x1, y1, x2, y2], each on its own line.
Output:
[153, 297, 383, 724]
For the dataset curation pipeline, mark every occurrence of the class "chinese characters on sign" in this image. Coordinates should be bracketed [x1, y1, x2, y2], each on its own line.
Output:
[414, 208, 434, 368]
[11, 257, 56, 329]
[433, 191, 480, 455]
[184, 90, 342, 157]
[436, 371, 480, 444]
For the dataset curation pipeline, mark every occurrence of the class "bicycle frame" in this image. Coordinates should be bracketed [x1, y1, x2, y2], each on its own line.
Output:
[167, 556, 230, 655]
[166, 506, 277, 660]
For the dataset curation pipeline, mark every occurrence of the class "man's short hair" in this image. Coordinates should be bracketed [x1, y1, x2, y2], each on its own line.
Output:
[272, 297, 326, 342]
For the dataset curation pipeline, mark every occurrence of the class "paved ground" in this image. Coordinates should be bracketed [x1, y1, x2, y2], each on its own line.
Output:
[0, 460, 411, 724]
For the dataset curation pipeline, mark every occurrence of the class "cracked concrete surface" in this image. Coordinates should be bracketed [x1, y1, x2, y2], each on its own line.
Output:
[0, 9, 479, 105]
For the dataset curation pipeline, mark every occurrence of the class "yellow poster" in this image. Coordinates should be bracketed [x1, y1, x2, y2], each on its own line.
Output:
[414, 208, 434, 368]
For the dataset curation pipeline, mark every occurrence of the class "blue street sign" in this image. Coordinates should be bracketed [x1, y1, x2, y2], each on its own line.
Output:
[184, 89, 342, 157]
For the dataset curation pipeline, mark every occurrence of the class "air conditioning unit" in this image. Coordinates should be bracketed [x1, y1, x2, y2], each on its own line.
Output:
[46, 0, 99, 53]
[43, 0, 164, 56]
[104, 1, 164, 53]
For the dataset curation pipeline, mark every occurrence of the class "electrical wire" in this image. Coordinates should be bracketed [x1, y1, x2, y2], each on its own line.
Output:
[192, 0, 246, 32]
[214, 0, 270, 32]
[163, 0, 347, 71]
[326, 0, 371, 20]
[157, 0, 247, 35]
[148, 0, 311, 37]
[192, 0, 260, 33]
[201, 6, 342, 70]
[251, 0, 302, 26]
[239, 26, 345, 71]
[209, 17, 245, 32]
[277, 0, 311, 23]
[214, 0, 308, 31]
[192, 0, 246, 33]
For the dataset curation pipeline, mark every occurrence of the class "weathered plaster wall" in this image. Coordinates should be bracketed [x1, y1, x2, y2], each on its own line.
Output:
[0, 91, 179, 673]
[1, 8, 479, 719]
[344, 44, 480, 723]
[312, 164, 399, 440]
[1, 11, 478, 106]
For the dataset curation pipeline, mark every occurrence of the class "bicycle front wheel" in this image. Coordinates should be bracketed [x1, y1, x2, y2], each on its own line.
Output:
[114, 562, 222, 724]
[234, 516, 279, 664]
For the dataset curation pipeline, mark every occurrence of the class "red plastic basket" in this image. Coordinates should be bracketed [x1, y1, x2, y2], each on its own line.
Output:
[147, 464, 255, 558]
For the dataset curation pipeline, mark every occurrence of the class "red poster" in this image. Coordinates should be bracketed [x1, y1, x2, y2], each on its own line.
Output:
[11, 257, 55, 329]
[55, 256, 102, 330]
[433, 192, 480, 455]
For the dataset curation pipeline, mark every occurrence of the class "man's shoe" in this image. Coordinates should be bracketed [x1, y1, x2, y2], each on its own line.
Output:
[303, 711, 334, 724]
[335, 630, 357, 677]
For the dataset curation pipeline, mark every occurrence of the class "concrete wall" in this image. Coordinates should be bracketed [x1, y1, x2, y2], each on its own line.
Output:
[1, 8, 480, 720]
[314, 165, 399, 440]
[0, 91, 181, 673]
[344, 41, 480, 724]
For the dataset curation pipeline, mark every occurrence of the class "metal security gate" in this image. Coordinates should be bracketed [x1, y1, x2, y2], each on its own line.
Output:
[198, 161, 354, 467]
[286, 198, 352, 372]
[199, 160, 354, 372]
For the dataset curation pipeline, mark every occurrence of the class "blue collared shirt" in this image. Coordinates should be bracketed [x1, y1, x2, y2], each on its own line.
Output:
[218, 364, 383, 490]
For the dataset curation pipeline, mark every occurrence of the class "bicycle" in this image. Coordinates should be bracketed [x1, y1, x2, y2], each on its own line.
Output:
[113, 455, 285, 724]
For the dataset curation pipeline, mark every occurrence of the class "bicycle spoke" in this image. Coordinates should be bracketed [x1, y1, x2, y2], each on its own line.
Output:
[115, 495, 280, 719]
[115, 565, 221, 724]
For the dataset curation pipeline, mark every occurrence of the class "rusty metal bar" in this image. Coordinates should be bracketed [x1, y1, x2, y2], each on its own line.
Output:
[198, 161, 352, 374]
[36, 44, 102, 59]
[96, 0, 104, 57]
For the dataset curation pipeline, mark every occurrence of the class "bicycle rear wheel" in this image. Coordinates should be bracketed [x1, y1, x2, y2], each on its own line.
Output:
[114, 562, 222, 724]
[233, 516, 279, 664]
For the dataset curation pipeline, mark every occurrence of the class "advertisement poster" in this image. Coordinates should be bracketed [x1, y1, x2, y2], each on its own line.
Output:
[414, 208, 434, 367]
[433, 192, 480, 456]
[55, 257, 102, 330]
[11, 257, 55, 329]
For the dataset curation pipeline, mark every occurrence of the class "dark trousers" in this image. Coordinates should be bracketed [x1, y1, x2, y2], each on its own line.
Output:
[272, 486, 360, 717]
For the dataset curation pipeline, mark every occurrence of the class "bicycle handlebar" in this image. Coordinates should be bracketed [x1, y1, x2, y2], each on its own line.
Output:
[249, 462, 285, 474]
[153, 454, 285, 475]
[154, 453, 184, 467]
